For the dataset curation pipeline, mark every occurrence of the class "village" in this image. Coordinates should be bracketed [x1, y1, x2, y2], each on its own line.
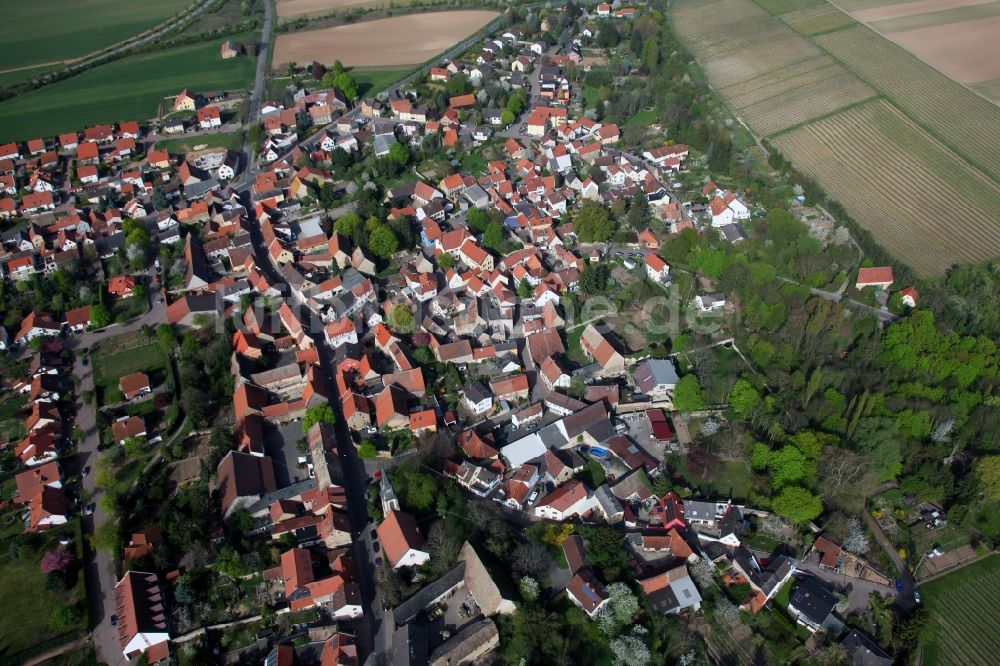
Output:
[0, 2, 948, 666]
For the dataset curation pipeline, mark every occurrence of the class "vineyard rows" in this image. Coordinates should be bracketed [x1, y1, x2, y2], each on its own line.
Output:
[815, 26, 1000, 181]
[772, 100, 1000, 275]
[738, 72, 876, 135]
[923, 564, 1000, 665]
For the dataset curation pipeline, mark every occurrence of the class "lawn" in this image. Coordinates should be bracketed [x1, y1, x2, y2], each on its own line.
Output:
[0, 545, 81, 655]
[351, 67, 412, 98]
[623, 109, 656, 128]
[154, 130, 245, 155]
[0, 33, 257, 142]
[0, 0, 191, 70]
[91, 340, 168, 395]
[564, 324, 587, 366]
[576, 460, 607, 489]
[0, 394, 28, 442]
[680, 455, 753, 500]
[920, 555, 1000, 666]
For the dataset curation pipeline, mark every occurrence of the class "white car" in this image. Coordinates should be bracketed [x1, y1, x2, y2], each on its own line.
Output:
[528, 489, 540, 504]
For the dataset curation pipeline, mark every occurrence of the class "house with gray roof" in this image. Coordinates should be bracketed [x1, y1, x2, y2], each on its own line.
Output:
[633, 359, 679, 398]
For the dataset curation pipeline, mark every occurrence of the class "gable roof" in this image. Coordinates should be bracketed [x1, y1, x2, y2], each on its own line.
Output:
[376, 510, 425, 568]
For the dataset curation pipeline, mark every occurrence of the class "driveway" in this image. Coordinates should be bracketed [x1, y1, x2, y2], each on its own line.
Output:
[795, 558, 894, 615]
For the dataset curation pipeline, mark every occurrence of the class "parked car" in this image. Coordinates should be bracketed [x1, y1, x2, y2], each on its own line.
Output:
[110, 615, 118, 627]
[914, 591, 921, 604]
[84, 503, 95, 516]
[373, 541, 380, 553]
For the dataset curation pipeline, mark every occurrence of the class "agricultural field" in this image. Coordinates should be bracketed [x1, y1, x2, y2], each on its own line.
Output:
[672, 0, 876, 134]
[272, 11, 499, 68]
[919, 555, 1000, 666]
[778, 4, 857, 34]
[0, 34, 256, 143]
[815, 26, 1000, 181]
[753, 0, 824, 13]
[277, 0, 383, 20]
[0, 65, 58, 90]
[771, 99, 1000, 275]
[0, 0, 190, 70]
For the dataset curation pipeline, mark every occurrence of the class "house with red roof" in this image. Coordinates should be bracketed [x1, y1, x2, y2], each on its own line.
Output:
[108, 274, 136, 298]
[856, 266, 893, 291]
[113, 571, 171, 662]
[376, 510, 430, 569]
[534, 479, 597, 521]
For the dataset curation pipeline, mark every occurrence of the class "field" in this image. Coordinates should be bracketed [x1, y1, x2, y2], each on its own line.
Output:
[0, 34, 256, 143]
[272, 11, 499, 68]
[673, 0, 877, 135]
[814, 26, 1000, 180]
[673, 0, 1000, 276]
[919, 555, 1000, 665]
[277, 0, 383, 20]
[0, 0, 190, 70]
[779, 4, 857, 34]
[839, 0, 1000, 103]
[771, 99, 1000, 274]
[0, 66, 58, 90]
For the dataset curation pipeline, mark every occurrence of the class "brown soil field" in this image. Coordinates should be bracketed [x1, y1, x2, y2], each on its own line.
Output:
[277, 0, 382, 20]
[887, 16, 1000, 84]
[272, 11, 499, 68]
[851, 0, 994, 21]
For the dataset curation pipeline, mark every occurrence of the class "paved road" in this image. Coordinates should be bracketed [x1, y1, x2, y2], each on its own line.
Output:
[69, 297, 167, 666]
[238, 185, 385, 663]
[864, 511, 916, 611]
[776, 275, 899, 323]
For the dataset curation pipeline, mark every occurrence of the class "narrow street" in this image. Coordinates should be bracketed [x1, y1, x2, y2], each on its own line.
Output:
[69, 297, 167, 664]
[863, 512, 916, 611]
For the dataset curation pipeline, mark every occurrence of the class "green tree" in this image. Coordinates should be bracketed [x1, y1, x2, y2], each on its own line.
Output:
[751, 443, 770, 471]
[301, 403, 336, 434]
[772, 486, 823, 524]
[580, 262, 611, 294]
[673, 375, 705, 412]
[387, 141, 409, 168]
[89, 302, 111, 329]
[976, 455, 1000, 500]
[437, 253, 455, 269]
[334, 212, 362, 239]
[641, 37, 660, 71]
[769, 446, 806, 488]
[729, 378, 760, 419]
[500, 109, 516, 126]
[388, 304, 414, 333]
[518, 279, 533, 299]
[575, 201, 614, 242]
[482, 221, 505, 252]
[854, 417, 903, 483]
[155, 324, 177, 353]
[358, 440, 377, 459]
[367, 226, 399, 259]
